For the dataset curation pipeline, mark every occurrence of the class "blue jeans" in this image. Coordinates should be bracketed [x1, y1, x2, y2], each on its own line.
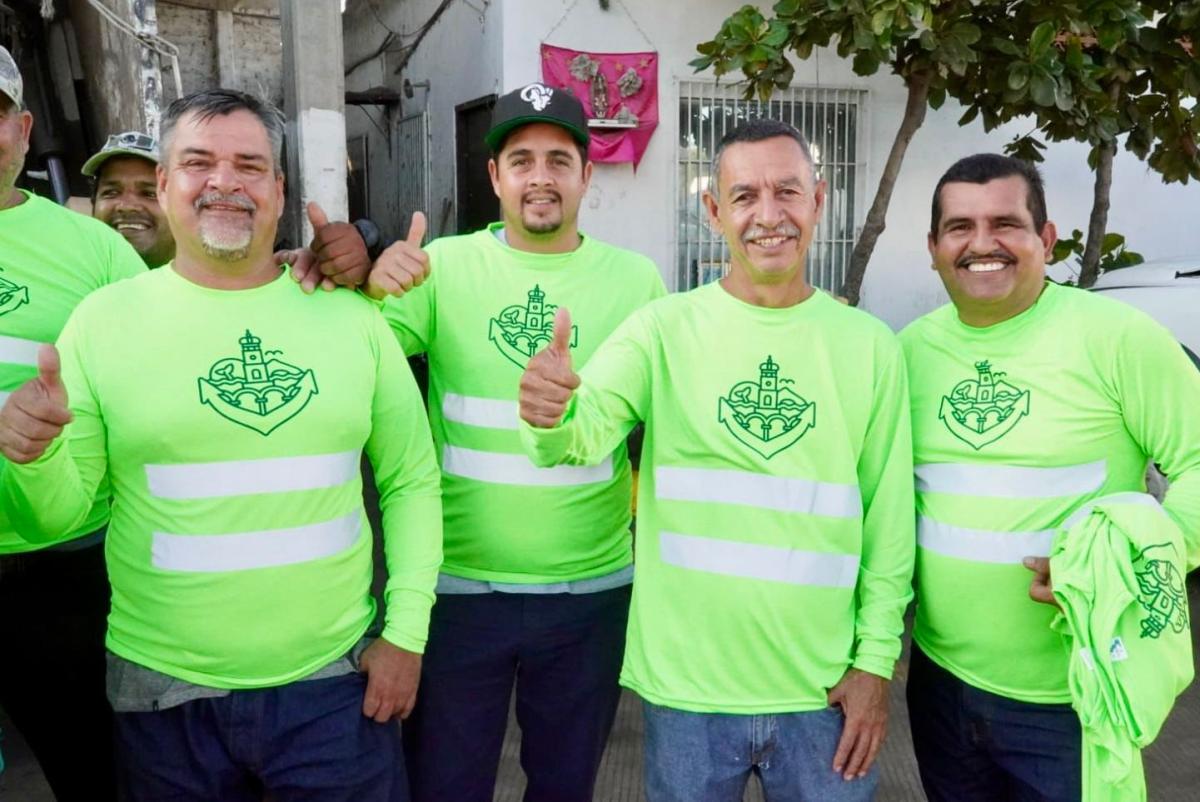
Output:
[114, 672, 407, 802]
[907, 645, 1081, 802]
[402, 586, 630, 802]
[642, 700, 878, 802]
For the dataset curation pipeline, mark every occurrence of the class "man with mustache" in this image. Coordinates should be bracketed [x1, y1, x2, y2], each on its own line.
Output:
[84, 130, 375, 289]
[0, 88, 443, 801]
[373, 82, 665, 801]
[517, 119, 914, 800]
[0, 45, 145, 802]
[900, 153, 1200, 801]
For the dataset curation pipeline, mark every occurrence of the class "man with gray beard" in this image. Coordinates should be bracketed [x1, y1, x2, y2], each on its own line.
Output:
[0, 89, 443, 801]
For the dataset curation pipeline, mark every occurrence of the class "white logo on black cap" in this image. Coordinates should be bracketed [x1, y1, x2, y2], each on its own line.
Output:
[520, 83, 554, 112]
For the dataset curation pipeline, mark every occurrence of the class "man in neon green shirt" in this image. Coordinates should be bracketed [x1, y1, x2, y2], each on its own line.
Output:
[0, 88, 442, 801]
[0, 45, 145, 802]
[901, 153, 1200, 802]
[373, 83, 665, 801]
[519, 119, 914, 801]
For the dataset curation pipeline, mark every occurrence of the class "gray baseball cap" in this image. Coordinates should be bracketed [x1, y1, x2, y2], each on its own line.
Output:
[0, 46, 22, 108]
[82, 131, 160, 177]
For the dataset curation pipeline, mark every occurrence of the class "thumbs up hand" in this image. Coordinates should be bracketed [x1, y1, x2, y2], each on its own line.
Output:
[278, 202, 374, 294]
[366, 212, 431, 300]
[519, 307, 580, 428]
[0, 345, 73, 464]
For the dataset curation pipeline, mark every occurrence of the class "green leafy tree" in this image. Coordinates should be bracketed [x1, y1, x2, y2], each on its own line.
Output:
[693, 1, 1200, 301]
[952, 1, 1199, 287]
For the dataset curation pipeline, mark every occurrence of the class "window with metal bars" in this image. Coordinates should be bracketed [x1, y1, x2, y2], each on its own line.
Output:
[677, 81, 868, 293]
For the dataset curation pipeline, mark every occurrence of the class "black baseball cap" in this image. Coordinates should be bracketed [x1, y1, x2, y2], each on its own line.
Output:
[485, 82, 590, 153]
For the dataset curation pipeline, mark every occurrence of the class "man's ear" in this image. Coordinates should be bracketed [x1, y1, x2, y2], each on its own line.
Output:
[1039, 221, 1058, 260]
[488, 158, 500, 199]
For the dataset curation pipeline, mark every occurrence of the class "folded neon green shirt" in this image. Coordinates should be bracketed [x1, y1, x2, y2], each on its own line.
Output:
[1050, 493, 1194, 802]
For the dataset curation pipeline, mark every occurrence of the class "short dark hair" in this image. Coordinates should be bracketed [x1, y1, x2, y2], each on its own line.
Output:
[710, 119, 815, 196]
[160, 89, 285, 175]
[489, 129, 589, 171]
[931, 153, 1047, 239]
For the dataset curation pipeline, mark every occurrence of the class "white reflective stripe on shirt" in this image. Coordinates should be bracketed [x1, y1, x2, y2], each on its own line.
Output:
[655, 466, 862, 518]
[442, 393, 519, 430]
[0, 335, 43, 367]
[151, 510, 362, 572]
[145, 450, 361, 500]
[1061, 491, 1162, 530]
[917, 516, 1055, 563]
[443, 445, 613, 486]
[915, 460, 1106, 499]
[658, 531, 860, 588]
[0, 391, 9, 405]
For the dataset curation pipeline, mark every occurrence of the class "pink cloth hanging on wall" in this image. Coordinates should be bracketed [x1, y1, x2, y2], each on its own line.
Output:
[541, 43, 659, 168]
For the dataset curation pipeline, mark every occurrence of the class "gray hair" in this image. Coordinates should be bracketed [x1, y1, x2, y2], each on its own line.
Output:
[160, 89, 285, 175]
[709, 119, 815, 198]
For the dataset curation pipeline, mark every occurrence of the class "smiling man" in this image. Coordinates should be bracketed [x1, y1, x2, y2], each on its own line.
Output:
[518, 119, 914, 801]
[0, 89, 442, 801]
[83, 132, 174, 268]
[900, 153, 1200, 802]
[373, 82, 665, 802]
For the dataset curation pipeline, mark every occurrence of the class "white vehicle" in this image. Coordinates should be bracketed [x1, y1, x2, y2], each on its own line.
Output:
[1090, 259, 1200, 369]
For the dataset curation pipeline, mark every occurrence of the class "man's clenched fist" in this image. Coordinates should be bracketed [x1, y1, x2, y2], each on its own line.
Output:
[519, 308, 580, 428]
[0, 344, 71, 464]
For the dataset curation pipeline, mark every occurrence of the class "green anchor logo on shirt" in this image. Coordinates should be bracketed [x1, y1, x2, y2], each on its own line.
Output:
[197, 330, 318, 436]
[1134, 543, 1189, 639]
[718, 356, 815, 459]
[0, 270, 30, 317]
[487, 285, 577, 368]
[938, 361, 1030, 450]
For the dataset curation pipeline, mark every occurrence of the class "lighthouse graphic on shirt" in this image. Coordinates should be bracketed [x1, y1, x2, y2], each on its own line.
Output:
[197, 330, 318, 436]
[487, 285, 578, 368]
[718, 356, 816, 459]
[939, 360, 1030, 450]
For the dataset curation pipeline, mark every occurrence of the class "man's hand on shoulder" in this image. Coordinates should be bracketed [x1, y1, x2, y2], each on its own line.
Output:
[365, 212, 430, 300]
[278, 202, 373, 293]
[0, 345, 72, 464]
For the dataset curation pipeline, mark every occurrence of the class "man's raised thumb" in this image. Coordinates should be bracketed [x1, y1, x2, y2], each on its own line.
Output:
[37, 344, 65, 399]
[406, 211, 427, 247]
[551, 307, 573, 357]
[306, 201, 330, 231]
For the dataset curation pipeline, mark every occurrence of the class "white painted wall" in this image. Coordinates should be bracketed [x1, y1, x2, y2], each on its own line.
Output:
[343, 0, 504, 242]
[354, 0, 1200, 329]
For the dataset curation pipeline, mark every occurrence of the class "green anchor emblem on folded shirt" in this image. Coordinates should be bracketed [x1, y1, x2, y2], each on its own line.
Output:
[0, 270, 29, 317]
[487, 284, 577, 368]
[718, 356, 815, 459]
[939, 360, 1030, 450]
[197, 330, 318, 436]
[1134, 543, 1189, 640]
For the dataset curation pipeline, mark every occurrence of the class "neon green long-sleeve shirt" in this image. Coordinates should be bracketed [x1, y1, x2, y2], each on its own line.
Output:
[522, 283, 915, 713]
[901, 282, 1200, 703]
[384, 224, 665, 583]
[0, 191, 144, 553]
[1050, 493, 1194, 802]
[2, 267, 442, 688]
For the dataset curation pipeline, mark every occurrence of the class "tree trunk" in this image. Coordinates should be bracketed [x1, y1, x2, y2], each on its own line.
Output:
[839, 69, 932, 306]
[1077, 138, 1116, 288]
